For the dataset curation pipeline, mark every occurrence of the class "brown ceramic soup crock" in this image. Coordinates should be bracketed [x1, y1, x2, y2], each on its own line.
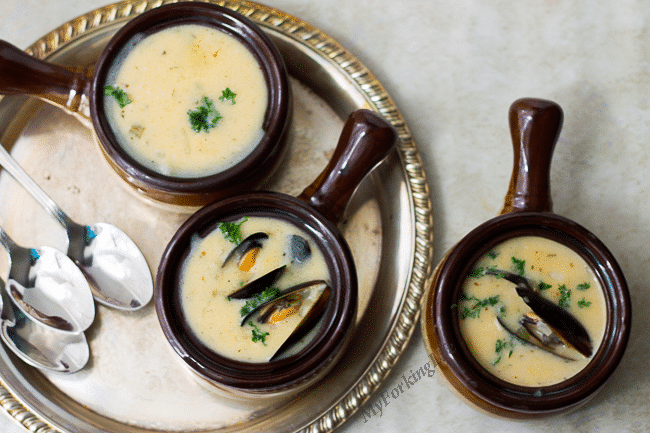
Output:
[422, 98, 631, 418]
[0, 2, 292, 207]
[155, 109, 397, 397]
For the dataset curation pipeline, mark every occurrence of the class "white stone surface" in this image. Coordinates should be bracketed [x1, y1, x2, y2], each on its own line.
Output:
[0, 0, 647, 432]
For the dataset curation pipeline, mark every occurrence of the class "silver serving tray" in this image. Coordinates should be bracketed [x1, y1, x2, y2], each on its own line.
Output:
[0, 1, 434, 432]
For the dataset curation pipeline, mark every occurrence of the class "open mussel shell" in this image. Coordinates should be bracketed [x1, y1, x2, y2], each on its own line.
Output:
[271, 283, 331, 361]
[515, 287, 592, 357]
[227, 265, 286, 300]
[239, 279, 329, 326]
[485, 268, 593, 357]
[521, 313, 566, 348]
[497, 316, 578, 362]
[222, 232, 269, 268]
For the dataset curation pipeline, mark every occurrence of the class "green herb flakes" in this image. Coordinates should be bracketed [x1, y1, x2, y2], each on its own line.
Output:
[511, 257, 526, 276]
[239, 286, 280, 318]
[577, 282, 591, 291]
[493, 337, 515, 365]
[459, 294, 500, 319]
[468, 265, 501, 278]
[538, 282, 552, 291]
[558, 284, 571, 308]
[104, 85, 131, 108]
[219, 87, 237, 104]
[249, 321, 269, 345]
[577, 298, 592, 308]
[188, 96, 222, 132]
[218, 217, 249, 244]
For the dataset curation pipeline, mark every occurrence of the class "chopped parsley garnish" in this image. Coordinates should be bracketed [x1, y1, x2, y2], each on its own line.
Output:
[459, 294, 500, 319]
[188, 96, 222, 132]
[219, 87, 237, 104]
[577, 298, 592, 308]
[468, 267, 487, 278]
[468, 265, 500, 278]
[493, 337, 515, 365]
[577, 282, 591, 291]
[103, 85, 131, 108]
[558, 284, 571, 308]
[486, 250, 499, 259]
[218, 217, 248, 244]
[249, 321, 269, 345]
[537, 282, 552, 291]
[239, 286, 280, 317]
[511, 257, 526, 276]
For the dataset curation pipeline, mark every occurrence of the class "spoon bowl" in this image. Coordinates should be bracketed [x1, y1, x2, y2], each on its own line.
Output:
[0, 227, 95, 334]
[0, 278, 89, 373]
[66, 222, 153, 309]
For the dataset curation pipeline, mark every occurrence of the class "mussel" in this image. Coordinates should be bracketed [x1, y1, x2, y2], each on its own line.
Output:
[222, 232, 269, 271]
[227, 265, 286, 300]
[270, 282, 331, 360]
[497, 316, 579, 361]
[239, 280, 329, 326]
[229, 277, 331, 360]
[289, 235, 311, 264]
[486, 269, 593, 357]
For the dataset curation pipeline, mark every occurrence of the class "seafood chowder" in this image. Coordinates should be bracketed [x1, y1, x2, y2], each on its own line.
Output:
[458, 236, 606, 387]
[180, 216, 331, 363]
[103, 23, 268, 178]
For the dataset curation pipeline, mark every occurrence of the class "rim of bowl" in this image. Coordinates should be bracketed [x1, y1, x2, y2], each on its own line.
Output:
[155, 192, 358, 392]
[90, 2, 291, 199]
[427, 211, 631, 416]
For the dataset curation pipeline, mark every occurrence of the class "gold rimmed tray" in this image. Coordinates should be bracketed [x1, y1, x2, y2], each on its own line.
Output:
[0, 1, 434, 431]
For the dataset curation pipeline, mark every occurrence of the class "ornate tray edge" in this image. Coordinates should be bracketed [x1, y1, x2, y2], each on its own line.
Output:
[3, 1, 435, 432]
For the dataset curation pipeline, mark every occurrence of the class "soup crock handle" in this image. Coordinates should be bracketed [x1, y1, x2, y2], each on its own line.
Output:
[0, 40, 93, 118]
[500, 97, 564, 215]
[298, 108, 398, 225]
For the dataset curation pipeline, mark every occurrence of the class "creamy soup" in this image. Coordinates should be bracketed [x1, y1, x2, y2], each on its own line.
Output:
[458, 236, 606, 387]
[180, 216, 331, 363]
[103, 24, 268, 177]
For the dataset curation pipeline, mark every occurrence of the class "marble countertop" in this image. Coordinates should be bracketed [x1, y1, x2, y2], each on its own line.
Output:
[0, 0, 647, 432]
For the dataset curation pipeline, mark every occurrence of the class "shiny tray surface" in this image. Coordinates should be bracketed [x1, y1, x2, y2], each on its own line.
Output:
[0, 1, 434, 431]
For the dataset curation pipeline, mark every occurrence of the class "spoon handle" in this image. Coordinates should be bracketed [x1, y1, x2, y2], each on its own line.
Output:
[0, 40, 93, 118]
[0, 142, 71, 229]
[298, 109, 398, 224]
[500, 98, 563, 214]
[0, 225, 17, 252]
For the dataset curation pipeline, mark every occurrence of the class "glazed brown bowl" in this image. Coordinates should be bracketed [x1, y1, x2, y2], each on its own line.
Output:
[421, 98, 631, 418]
[155, 109, 397, 396]
[0, 2, 292, 207]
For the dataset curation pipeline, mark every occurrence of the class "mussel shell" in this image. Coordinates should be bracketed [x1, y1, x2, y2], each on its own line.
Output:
[222, 232, 269, 268]
[521, 313, 564, 347]
[271, 283, 331, 361]
[227, 265, 286, 300]
[485, 268, 593, 358]
[515, 287, 592, 357]
[239, 279, 328, 326]
[289, 235, 311, 264]
[256, 293, 301, 324]
[485, 269, 531, 290]
[497, 316, 577, 361]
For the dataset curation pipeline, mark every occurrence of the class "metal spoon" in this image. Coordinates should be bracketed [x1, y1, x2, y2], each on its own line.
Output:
[0, 142, 153, 310]
[0, 226, 95, 333]
[0, 277, 89, 373]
